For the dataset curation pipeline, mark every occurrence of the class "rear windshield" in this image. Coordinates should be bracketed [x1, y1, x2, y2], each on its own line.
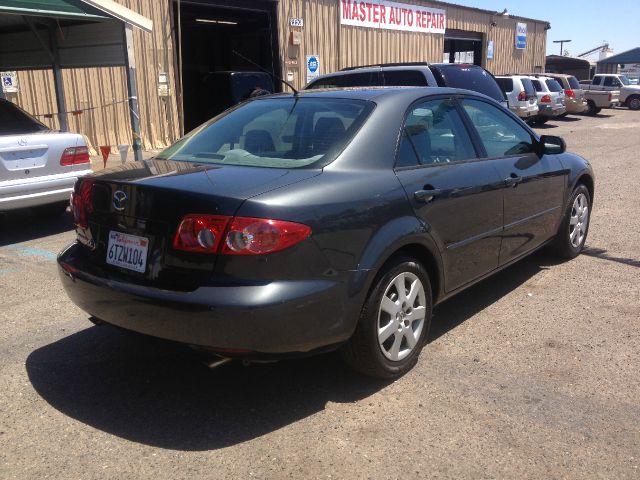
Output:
[0, 100, 49, 135]
[496, 77, 513, 93]
[567, 76, 581, 89]
[521, 78, 536, 96]
[545, 79, 563, 92]
[431, 65, 506, 103]
[156, 97, 374, 169]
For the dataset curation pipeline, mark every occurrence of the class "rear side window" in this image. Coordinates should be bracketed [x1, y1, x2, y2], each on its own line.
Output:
[431, 65, 506, 103]
[307, 71, 382, 89]
[383, 70, 428, 86]
[461, 98, 535, 158]
[496, 77, 513, 93]
[545, 79, 563, 92]
[531, 79, 543, 92]
[567, 76, 581, 89]
[396, 98, 476, 167]
[0, 100, 48, 135]
[521, 78, 536, 96]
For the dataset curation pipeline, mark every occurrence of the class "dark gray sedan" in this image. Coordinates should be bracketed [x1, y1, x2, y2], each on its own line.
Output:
[58, 87, 594, 378]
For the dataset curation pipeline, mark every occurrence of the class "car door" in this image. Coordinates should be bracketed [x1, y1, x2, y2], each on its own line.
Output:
[394, 96, 505, 292]
[458, 97, 567, 265]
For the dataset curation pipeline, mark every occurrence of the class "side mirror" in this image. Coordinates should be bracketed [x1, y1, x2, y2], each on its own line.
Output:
[538, 135, 566, 155]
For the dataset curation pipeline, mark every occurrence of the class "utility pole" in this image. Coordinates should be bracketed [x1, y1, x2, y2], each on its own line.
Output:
[553, 39, 572, 56]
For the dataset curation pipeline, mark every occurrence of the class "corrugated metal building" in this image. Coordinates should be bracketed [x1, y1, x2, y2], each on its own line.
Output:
[1, 0, 549, 153]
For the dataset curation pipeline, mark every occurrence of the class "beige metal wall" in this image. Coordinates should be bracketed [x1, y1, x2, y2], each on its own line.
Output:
[8, 0, 180, 154]
[277, 0, 548, 90]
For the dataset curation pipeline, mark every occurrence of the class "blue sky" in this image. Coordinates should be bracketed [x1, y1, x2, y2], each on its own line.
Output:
[449, 0, 638, 58]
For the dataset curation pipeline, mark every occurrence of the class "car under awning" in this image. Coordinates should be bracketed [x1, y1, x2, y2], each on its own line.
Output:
[0, 0, 152, 160]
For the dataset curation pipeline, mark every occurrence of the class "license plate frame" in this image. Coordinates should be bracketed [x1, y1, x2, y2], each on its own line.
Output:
[106, 230, 149, 273]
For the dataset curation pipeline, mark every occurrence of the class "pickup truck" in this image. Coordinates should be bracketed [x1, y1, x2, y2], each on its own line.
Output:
[581, 74, 640, 110]
[579, 80, 620, 115]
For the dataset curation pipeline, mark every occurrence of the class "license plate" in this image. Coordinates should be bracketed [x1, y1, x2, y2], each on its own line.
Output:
[106, 231, 148, 273]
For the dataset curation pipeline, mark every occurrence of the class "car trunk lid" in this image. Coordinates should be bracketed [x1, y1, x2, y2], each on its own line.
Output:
[0, 132, 82, 181]
[76, 159, 318, 290]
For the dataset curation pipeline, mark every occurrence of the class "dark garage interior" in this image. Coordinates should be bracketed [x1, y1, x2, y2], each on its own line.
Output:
[174, 0, 280, 131]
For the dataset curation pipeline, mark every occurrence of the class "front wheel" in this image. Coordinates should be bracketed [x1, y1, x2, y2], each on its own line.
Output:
[550, 184, 591, 259]
[342, 257, 432, 379]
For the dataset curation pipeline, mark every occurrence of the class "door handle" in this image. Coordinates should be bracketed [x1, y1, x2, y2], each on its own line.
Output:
[504, 174, 523, 188]
[414, 188, 442, 203]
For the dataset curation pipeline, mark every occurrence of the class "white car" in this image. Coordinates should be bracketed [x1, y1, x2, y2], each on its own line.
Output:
[528, 76, 567, 124]
[0, 99, 92, 214]
[495, 75, 539, 120]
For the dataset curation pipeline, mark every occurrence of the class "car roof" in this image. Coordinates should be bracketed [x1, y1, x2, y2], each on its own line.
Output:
[261, 86, 490, 103]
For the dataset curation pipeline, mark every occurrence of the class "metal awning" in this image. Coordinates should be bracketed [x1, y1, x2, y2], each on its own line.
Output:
[0, 0, 110, 21]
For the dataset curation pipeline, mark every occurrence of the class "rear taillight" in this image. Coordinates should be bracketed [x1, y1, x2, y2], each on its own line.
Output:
[540, 94, 552, 103]
[517, 91, 527, 101]
[564, 89, 575, 98]
[173, 215, 311, 255]
[60, 146, 90, 166]
[608, 93, 613, 101]
[173, 215, 231, 253]
[71, 179, 95, 228]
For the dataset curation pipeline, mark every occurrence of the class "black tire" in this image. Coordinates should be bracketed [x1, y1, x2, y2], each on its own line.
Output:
[536, 117, 549, 125]
[626, 95, 640, 110]
[342, 256, 432, 379]
[549, 184, 591, 259]
[585, 100, 597, 116]
[34, 201, 69, 216]
[594, 107, 602, 115]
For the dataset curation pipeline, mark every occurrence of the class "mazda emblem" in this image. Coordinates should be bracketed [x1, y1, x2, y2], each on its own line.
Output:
[112, 190, 127, 211]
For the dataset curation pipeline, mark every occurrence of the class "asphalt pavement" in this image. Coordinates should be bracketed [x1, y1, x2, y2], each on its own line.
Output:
[0, 109, 638, 479]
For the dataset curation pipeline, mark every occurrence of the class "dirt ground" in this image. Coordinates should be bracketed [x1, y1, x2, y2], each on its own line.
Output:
[1, 108, 638, 479]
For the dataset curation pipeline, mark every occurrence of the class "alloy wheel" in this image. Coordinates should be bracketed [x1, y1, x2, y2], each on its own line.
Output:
[377, 272, 426, 361]
[569, 192, 589, 248]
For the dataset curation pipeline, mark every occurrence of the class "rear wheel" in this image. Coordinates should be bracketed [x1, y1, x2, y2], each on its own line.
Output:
[627, 95, 640, 110]
[342, 256, 432, 379]
[585, 100, 597, 116]
[536, 117, 549, 125]
[550, 184, 591, 259]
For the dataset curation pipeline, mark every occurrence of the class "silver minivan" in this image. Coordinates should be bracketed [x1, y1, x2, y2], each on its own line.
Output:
[495, 75, 539, 120]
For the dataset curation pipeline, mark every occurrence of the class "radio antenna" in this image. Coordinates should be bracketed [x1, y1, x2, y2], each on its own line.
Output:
[232, 50, 299, 96]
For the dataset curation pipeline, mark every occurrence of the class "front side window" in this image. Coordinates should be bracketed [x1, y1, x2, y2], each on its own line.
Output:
[157, 98, 373, 169]
[531, 79, 544, 92]
[461, 98, 535, 158]
[603, 77, 617, 87]
[396, 98, 476, 167]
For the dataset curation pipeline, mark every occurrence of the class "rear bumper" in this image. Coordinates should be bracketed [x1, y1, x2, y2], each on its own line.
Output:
[565, 99, 587, 113]
[57, 242, 356, 354]
[537, 104, 566, 118]
[0, 169, 91, 211]
[511, 105, 538, 118]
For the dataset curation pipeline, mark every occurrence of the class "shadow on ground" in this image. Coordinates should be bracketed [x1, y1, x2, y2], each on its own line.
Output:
[0, 207, 73, 246]
[26, 251, 556, 451]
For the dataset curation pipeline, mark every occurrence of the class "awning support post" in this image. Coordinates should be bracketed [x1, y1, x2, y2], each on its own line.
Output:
[123, 23, 143, 161]
[50, 28, 69, 132]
